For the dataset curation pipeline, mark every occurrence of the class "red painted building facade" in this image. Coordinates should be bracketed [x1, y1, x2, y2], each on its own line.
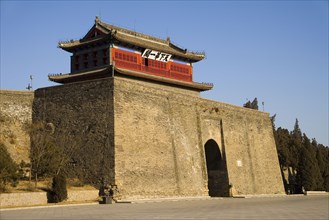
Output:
[49, 17, 212, 91]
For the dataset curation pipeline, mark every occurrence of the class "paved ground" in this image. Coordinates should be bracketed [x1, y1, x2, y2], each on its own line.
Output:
[1, 195, 328, 220]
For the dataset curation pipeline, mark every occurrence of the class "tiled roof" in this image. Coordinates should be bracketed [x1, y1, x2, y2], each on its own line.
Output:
[48, 67, 111, 84]
[58, 17, 205, 62]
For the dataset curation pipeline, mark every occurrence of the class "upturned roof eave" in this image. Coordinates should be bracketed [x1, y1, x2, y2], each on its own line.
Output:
[58, 18, 205, 62]
[48, 65, 213, 91]
[97, 19, 205, 61]
[48, 66, 111, 83]
[58, 36, 109, 52]
[111, 33, 204, 62]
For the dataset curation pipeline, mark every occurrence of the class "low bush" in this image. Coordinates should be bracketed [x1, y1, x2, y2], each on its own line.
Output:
[0, 143, 19, 192]
[51, 174, 67, 203]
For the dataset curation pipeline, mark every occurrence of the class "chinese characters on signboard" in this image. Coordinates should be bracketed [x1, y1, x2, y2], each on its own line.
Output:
[142, 49, 172, 62]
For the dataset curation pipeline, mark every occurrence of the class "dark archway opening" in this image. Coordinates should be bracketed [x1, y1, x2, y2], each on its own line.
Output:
[204, 139, 229, 197]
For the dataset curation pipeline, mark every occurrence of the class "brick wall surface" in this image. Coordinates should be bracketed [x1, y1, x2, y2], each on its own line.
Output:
[66, 189, 99, 202]
[0, 90, 33, 163]
[0, 192, 47, 208]
[0, 190, 99, 208]
[33, 79, 115, 185]
[114, 77, 206, 199]
[113, 77, 285, 199]
[30, 75, 284, 200]
[198, 98, 285, 195]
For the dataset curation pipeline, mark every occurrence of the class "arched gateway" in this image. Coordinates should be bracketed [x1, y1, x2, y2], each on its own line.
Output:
[204, 139, 230, 197]
[32, 16, 285, 200]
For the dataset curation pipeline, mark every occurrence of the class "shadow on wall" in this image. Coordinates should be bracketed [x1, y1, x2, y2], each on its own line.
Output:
[285, 167, 303, 194]
[204, 139, 230, 197]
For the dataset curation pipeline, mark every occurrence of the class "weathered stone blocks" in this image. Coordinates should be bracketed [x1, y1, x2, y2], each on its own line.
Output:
[31, 76, 285, 199]
[0, 90, 33, 163]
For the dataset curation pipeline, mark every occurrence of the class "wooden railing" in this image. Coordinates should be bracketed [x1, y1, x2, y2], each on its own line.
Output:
[112, 48, 192, 82]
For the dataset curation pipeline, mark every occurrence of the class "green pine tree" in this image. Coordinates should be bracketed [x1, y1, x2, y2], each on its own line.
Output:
[272, 117, 328, 193]
[312, 140, 325, 190]
[276, 127, 291, 167]
[316, 144, 329, 191]
[297, 134, 323, 191]
[289, 119, 302, 169]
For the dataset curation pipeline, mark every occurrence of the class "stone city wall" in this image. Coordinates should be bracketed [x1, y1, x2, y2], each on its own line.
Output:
[0, 90, 33, 163]
[0, 190, 99, 208]
[31, 76, 284, 200]
[114, 77, 206, 199]
[33, 78, 115, 186]
[198, 98, 285, 196]
[0, 191, 47, 208]
[113, 76, 285, 199]
[66, 189, 99, 202]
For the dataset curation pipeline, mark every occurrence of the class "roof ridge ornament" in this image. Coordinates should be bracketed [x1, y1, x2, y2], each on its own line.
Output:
[95, 16, 100, 24]
[166, 36, 170, 44]
[59, 18, 205, 62]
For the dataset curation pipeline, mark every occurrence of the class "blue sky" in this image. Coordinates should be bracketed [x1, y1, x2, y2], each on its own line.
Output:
[1, 1, 328, 146]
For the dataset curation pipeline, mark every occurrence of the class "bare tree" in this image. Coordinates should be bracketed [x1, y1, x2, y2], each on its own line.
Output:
[29, 122, 80, 188]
